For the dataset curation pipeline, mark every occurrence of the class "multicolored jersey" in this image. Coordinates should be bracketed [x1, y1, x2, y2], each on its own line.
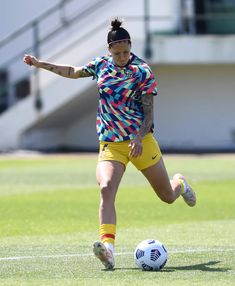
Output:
[82, 53, 157, 142]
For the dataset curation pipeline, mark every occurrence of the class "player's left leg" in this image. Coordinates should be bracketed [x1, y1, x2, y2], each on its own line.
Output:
[141, 157, 182, 204]
[142, 160, 196, 206]
[131, 133, 196, 206]
[173, 173, 196, 207]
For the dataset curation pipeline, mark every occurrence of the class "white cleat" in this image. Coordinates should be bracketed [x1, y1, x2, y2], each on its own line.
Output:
[93, 241, 115, 270]
[173, 173, 196, 207]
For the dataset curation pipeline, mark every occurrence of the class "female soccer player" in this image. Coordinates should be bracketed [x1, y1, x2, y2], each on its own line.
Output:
[24, 18, 196, 270]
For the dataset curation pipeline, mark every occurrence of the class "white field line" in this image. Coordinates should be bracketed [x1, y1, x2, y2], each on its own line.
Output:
[0, 248, 234, 262]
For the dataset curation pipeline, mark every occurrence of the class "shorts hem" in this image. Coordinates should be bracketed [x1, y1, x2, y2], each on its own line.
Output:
[136, 155, 162, 171]
[98, 158, 127, 168]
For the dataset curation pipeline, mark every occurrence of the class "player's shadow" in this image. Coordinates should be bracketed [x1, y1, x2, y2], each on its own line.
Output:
[162, 261, 230, 273]
[113, 261, 230, 272]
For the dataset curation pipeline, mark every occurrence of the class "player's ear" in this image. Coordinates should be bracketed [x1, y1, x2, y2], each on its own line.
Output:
[107, 44, 111, 52]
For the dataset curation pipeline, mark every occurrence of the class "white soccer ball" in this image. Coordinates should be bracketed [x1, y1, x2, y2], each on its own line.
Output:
[134, 239, 168, 271]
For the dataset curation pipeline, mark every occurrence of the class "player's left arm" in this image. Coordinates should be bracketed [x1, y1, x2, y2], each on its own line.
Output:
[139, 93, 154, 138]
[129, 93, 154, 158]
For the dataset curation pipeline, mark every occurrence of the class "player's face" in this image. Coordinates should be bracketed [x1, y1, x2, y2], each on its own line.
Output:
[109, 41, 131, 67]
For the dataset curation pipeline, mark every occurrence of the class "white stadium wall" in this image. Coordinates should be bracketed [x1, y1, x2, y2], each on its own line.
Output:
[21, 64, 235, 152]
[1, 0, 235, 152]
[153, 64, 235, 151]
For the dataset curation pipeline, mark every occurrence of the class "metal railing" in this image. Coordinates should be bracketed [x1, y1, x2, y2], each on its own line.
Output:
[1, 0, 235, 114]
[0, 0, 111, 68]
[0, 0, 111, 112]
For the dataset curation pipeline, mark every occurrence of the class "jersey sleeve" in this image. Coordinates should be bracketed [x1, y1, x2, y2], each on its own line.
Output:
[82, 57, 99, 79]
[138, 65, 158, 96]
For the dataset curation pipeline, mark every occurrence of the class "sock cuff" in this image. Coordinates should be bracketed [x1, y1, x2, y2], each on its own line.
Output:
[178, 179, 186, 194]
[99, 224, 116, 235]
[99, 224, 116, 245]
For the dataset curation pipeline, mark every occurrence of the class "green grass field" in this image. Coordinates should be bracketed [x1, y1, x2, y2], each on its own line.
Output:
[0, 154, 234, 285]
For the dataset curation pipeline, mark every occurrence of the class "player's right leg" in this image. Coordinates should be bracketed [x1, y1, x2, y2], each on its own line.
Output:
[93, 241, 115, 270]
[94, 159, 126, 269]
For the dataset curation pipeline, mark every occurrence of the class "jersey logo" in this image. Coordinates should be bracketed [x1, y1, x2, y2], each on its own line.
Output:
[124, 70, 133, 78]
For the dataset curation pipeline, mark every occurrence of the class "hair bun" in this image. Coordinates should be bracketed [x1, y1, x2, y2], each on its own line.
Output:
[107, 17, 131, 45]
[111, 18, 122, 31]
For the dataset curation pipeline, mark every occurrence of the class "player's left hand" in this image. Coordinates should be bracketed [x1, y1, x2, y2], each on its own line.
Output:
[129, 135, 143, 158]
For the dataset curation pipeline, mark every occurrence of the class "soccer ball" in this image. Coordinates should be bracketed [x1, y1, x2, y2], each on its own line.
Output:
[134, 239, 168, 271]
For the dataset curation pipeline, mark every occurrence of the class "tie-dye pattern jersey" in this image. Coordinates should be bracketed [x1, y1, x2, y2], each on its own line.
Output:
[82, 53, 157, 142]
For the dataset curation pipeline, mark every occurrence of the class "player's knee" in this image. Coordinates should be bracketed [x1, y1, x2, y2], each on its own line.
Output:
[156, 188, 175, 204]
[99, 181, 114, 199]
[162, 196, 175, 204]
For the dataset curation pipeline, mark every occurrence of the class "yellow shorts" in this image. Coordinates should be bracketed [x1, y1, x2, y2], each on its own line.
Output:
[98, 133, 162, 170]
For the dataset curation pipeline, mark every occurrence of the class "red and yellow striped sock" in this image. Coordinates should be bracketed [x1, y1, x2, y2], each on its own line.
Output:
[99, 224, 116, 254]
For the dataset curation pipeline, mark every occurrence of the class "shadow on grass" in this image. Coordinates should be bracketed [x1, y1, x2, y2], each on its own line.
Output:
[164, 260, 230, 272]
[112, 261, 230, 272]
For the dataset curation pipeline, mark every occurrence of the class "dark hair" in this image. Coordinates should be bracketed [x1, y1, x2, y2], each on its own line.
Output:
[107, 18, 131, 46]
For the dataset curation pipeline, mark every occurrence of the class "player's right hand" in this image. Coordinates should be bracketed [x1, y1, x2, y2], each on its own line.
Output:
[23, 54, 39, 67]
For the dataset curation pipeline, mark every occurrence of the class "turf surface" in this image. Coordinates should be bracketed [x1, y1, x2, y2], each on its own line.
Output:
[0, 154, 234, 285]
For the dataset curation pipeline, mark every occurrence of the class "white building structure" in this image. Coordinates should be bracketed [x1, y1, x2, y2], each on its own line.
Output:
[0, 0, 235, 152]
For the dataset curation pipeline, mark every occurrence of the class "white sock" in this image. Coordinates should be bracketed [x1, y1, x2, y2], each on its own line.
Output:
[104, 242, 114, 254]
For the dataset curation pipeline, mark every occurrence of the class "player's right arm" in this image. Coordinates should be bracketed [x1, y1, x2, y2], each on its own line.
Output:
[23, 54, 91, 79]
